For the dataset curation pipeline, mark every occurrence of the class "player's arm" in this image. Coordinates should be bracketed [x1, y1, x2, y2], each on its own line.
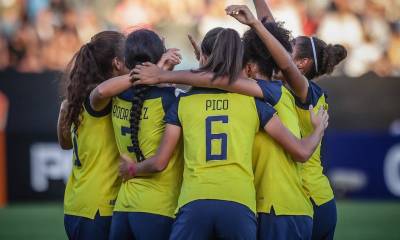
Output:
[264, 106, 328, 162]
[57, 100, 72, 150]
[131, 63, 264, 98]
[90, 49, 182, 111]
[226, 5, 309, 102]
[90, 74, 132, 111]
[253, 0, 275, 21]
[119, 124, 181, 180]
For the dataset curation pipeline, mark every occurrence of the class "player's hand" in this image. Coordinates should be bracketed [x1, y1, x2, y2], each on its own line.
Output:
[119, 154, 136, 181]
[130, 62, 166, 86]
[225, 5, 258, 27]
[188, 34, 201, 61]
[157, 48, 182, 71]
[310, 106, 329, 131]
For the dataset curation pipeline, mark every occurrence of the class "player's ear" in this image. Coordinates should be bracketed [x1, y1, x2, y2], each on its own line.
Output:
[244, 62, 257, 79]
[112, 57, 126, 74]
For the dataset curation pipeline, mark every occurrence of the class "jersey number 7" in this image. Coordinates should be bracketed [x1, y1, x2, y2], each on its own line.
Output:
[205, 115, 228, 161]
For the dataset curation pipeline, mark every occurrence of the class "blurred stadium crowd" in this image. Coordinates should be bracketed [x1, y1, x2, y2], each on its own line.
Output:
[0, 0, 399, 77]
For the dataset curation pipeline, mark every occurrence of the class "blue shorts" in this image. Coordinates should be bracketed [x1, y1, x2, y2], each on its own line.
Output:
[258, 208, 313, 240]
[311, 198, 337, 240]
[109, 211, 173, 240]
[170, 199, 257, 240]
[64, 212, 111, 240]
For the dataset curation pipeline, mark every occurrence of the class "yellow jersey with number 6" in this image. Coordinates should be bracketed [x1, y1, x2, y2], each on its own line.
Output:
[165, 88, 276, 214]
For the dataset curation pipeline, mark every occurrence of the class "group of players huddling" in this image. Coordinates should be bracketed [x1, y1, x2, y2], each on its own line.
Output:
[57, 1, 347, 240]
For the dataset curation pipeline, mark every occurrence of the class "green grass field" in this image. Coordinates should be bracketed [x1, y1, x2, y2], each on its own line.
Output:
[0, 201, 399, 240]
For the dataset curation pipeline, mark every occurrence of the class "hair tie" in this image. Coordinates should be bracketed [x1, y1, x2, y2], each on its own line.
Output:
[309, 37, 318, 73]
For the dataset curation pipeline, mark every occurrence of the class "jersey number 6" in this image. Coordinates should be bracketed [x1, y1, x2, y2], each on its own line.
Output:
[205, 115, 228, 161]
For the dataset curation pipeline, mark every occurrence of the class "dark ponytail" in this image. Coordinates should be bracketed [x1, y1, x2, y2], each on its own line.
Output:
[200, 27, 224, 56]
[200, 28, 243, 84]
[320, 44, 347, 76]
[63, 31, 125, 130]
[124, 29, 165, 162]
[292, 36, 347, 79]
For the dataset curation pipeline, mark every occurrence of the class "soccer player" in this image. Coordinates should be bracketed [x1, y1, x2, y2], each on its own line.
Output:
[57, 31, 127, 240]
[121, 27, 328, 239]
[287, 36, 346, 240]
[252, 1, 347, 239]
[132, 5, 327, 239]
[92, 29, 183, 240]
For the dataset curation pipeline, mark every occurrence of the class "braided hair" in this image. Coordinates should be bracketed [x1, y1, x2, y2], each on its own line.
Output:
[63, 31, 125, 131]
[124, 29, 165, 161]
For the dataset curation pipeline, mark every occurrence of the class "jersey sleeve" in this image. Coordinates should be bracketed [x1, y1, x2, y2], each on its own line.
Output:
[255, 98, 276, 128]
[164, 99, 181, 126]
[256, 80, 282, 106]
[83, 96, 111, 117]
[161, 87, 178, 114]
[294, 81, 324, 109]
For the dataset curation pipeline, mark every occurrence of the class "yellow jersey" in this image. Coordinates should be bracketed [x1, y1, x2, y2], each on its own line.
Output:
[253, 80, 313, 217]
[165, 88, 276, 214]
[294, 81, 334, 206]
[112, 86, 183, 218]
[64, 99, 121, 219]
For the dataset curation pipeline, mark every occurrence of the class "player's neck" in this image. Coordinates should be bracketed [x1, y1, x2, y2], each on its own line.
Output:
[254, 73, 270, 82]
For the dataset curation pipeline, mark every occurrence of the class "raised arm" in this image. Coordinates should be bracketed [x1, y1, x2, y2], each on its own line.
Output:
[264, 106, 328, 162]
[119, 124, 181, 180]
[253, 0, 275, 21]
[131, 63, 264, 99]
[57, 100, 72, 150]
[226, 5, 309, 102]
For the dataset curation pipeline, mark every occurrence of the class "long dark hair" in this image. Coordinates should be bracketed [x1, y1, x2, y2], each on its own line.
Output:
[199, 28, 243, 84]
[200, 27, 224, 56]
[63, 31, 125, 130]
[242, 20, 292, 79]
[125, 29, 165, 161]
[292, 36, 347, 79]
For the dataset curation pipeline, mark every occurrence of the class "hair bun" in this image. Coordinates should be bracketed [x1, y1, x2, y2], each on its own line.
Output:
[331, 44, 347, 65]
[321, 44, 347, 75]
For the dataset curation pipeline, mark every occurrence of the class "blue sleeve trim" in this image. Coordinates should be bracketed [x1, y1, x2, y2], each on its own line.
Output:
[256, 79, 282, 106]
[164, 98, 181, 126]
[294, 81, 325, 110]
[84, 96, 111, 117]
[160, 87, 177, 114]
[255, 98, 276, 128]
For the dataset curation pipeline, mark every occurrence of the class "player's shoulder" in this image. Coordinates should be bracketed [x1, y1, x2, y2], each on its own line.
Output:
[256, 79, 283, 106]
[179, 87, 228, 98]
[294, 80, 327, 109]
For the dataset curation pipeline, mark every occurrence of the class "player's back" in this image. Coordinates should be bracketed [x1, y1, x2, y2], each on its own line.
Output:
[112, 86, 183, 218]
[294, 81, 334, 205]
[171, 88, 263, 213]
[64, 100, 121, 219]
[253, 80, 313, 217]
